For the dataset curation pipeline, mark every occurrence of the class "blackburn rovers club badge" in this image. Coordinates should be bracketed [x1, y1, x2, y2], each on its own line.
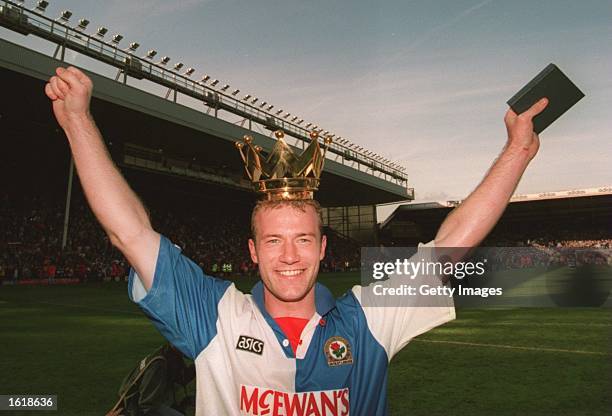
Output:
[324, 336, 353, 367]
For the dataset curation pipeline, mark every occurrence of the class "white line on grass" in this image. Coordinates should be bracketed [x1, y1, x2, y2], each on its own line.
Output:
[34, 301, 141, 315]
[413, 339, 610, 356]
[10, 301, 611, 356]
[458, 321, 612, 328]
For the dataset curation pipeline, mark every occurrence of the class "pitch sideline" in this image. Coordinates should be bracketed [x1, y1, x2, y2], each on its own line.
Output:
[413, 338, 610, 356]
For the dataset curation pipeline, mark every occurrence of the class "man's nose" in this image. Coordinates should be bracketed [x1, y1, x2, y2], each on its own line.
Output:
[280, 241, 299, 264]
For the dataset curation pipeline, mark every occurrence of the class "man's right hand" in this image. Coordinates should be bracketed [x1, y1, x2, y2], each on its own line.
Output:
[44, 65, 159, 290]
[45, 66, 93, 130]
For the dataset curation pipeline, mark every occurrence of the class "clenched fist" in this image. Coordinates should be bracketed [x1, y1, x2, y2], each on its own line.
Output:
[503, 97, 548, 161]
[45, 66, 93, 130]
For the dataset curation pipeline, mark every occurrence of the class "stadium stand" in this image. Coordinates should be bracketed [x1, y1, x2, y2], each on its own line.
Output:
[1, 92, 363, 284]
[380, 190, 612, 248]
[1, 188, 362, 283]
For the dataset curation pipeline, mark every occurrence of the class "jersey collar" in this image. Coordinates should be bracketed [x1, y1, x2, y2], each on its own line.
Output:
[251, 281, 336, 317]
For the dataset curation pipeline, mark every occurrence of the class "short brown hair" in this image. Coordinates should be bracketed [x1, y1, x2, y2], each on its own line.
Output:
[250, 199, 324, 241]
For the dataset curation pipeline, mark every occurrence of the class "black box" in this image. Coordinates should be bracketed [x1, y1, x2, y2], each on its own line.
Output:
[507, 63, 584, 134]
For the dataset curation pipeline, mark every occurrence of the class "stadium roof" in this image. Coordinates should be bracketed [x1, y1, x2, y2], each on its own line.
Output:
[387, 186, 612, 214]
[380, 187, 612, 243]
[0, 28, 412, 207]
[509, 186, 612, 202]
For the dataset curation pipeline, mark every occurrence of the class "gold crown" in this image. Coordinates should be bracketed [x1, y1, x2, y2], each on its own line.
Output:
[235, 130, 332, 200]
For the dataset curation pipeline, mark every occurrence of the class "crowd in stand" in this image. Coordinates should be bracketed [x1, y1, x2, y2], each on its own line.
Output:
[2, 186, 610, 284]
[0, 191, 362, 283]
[1, 193, 121, 282]
[483, 226, 612, 249]
[475, 225, 611, 271]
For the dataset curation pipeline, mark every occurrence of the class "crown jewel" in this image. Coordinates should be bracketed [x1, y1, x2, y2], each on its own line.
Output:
[235, 130, 332, 200]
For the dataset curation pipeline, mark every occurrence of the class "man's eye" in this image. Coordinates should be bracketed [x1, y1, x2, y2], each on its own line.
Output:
[298, 238, 312, 244]
[266, 239, 280, 244]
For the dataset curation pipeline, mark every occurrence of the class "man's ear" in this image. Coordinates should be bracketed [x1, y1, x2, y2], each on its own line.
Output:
[248, 238, 259, 263]
[319, 235, 327, 261]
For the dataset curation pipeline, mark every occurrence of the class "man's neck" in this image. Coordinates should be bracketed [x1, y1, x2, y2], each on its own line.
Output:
[263, 287, 316, 319]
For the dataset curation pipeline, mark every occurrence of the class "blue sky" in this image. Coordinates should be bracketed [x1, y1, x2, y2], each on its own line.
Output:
[2, 0, 611, 213]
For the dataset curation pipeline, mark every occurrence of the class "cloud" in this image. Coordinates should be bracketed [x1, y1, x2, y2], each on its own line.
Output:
[107, 0, 208, 18]
[92, 0, 212, 36]
[402, 0, 494, 53]
[418, 190, 453, 201]
[356, 0, 495, 82]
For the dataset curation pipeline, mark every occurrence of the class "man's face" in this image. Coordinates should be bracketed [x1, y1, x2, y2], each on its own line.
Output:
[248, 204, 327, 304]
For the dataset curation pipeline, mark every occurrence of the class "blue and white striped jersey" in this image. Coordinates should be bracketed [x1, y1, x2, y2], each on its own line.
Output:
[129, 236, 455, 416]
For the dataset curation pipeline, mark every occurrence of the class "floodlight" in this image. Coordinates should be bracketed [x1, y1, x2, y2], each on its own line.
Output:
[231, 89, 240, 96]
[173, 62, 184, 71]
[275, 109, 283, 115]
[185, 67, 195, 76]
[201, 74, 210, 82]
[243, 94, 252, 100]
[210, 79, 219, 86]
[251, 98, 258, 104]
[259, 101, 267, 108]
[160, 56, 170, 65]
[145, 50, 157, 59]
[58, 10, 72, 23]
[266, 105, 274, 111]
[127, 42, 139, 52]
[297, 119, 303, 124]
[221, 84, 230, 91]
[111, 34, 123, 44]
[283, 113, 290, 119]
[77, 19, 89, 31]
[291, 116, 297, 122]
[35, 0, 49, 13]
[305, 123, 312, 128]
[96, 26, 108, 37]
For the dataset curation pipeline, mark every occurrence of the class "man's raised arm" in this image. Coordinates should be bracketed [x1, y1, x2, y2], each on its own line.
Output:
[45, 66, 159, 290]
[434, 98, 548, 252]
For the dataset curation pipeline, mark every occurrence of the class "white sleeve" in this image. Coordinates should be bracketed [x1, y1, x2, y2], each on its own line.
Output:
[352, 240, 456, 360]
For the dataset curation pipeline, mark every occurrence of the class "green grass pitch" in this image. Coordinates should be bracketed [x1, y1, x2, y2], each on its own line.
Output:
[0, 272, 610, 415]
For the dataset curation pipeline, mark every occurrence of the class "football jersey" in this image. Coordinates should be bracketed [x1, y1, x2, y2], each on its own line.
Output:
[129, 235, 455, 415]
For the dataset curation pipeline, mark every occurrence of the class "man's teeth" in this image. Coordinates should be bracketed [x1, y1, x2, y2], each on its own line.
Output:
[278, 270, 304, 276]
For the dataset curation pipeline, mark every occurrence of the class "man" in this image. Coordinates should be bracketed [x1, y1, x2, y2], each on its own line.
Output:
[46, 66, 547, 415]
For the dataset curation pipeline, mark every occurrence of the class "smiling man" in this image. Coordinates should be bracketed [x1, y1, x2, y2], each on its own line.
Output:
[248, 200, 326, 318]
[46, 65, 547, 415]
